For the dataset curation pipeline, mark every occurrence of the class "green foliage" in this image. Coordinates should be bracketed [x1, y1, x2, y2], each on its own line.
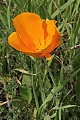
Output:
[0, 0, 80, 120]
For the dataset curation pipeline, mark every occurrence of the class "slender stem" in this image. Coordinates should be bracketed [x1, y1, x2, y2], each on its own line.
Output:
[38, 75, 45, 102]
[38, 59, 45, 102]
[31, 60, 39, 110]
[28, 0, 31, 12]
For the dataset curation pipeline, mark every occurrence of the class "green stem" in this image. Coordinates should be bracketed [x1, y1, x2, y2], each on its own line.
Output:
[37, 59, 45, 102]
[31, 60, 39, 110]
[28, 0, 31, 12]
[38, 73, 45, 103]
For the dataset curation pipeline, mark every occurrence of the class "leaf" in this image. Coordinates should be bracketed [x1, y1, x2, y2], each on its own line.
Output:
[38, 68, 80, 116]
[60, 59, 64, 83]
[21, 75, 32, 103]
[7, 5, 10, 29]
[15, 68, 36, 76]
[72, 53, 80, 76]
[22, 74, 31, 86]
[50, 105, 77, 111]
[20, 85, 29, 101]
[12, 96, 25, 108]
[44, 115, 51, 120]
[72, 53, 80, 98]
[51, 0, 75, 18]
[20, 84, 32, 104]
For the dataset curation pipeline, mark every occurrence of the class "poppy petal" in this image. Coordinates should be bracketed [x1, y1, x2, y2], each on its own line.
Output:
[13, 12, 44, 49]
[8, 32, 34, 52]
[45, 53, 52, 60]
[46, 19, 56, 36]
[48, 25, 62, 53]
[42, 20, 48, 40]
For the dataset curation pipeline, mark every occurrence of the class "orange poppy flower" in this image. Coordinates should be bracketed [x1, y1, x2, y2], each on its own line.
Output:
[8, 12, 62, 60]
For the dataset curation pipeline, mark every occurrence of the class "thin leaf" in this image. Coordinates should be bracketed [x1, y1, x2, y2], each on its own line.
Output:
[38, 68, 80, 116]
[51, 0, 75, 18]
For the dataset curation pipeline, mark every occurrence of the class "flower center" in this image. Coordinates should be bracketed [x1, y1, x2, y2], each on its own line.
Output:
[34, 38, 45, 51]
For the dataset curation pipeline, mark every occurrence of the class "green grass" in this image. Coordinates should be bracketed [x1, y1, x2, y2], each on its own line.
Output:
[0, 0, 80, 120]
